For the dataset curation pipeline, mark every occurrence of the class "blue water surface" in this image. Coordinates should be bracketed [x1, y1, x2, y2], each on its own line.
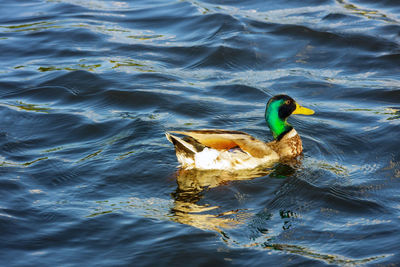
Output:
[1, 0, 400, 266]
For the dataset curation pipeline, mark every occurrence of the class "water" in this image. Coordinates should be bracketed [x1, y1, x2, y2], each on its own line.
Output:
[1, 0, 400, 266]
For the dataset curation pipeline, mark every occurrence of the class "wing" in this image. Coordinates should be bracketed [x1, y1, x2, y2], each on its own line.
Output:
[170, 129, 275, 158]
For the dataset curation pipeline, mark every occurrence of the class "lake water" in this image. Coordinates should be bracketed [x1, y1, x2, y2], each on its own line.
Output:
[1, 0, 400, 266]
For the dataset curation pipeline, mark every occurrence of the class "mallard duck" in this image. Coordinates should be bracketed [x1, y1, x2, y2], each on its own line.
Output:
[166, 95, 314, 170]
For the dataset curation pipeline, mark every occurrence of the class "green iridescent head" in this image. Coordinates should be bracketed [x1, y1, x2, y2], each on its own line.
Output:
[265, 95, 314, 140]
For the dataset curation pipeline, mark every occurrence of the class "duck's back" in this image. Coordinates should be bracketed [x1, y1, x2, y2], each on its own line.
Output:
[166, 129, 279, 170]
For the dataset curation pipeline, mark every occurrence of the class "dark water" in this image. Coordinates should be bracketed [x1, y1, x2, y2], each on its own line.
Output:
[1, 0, 400, 266]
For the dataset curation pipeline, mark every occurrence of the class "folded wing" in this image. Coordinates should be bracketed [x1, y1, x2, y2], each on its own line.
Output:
[170, 129, 274, 158]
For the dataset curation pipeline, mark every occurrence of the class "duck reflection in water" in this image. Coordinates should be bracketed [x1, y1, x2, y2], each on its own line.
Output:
[169, 163, 298, 233]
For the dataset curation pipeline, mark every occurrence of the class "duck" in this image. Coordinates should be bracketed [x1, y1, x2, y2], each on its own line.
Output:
[166, 95, 314, 170]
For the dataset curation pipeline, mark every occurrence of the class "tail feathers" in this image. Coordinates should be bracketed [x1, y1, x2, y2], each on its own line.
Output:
[165, 132, 202, 158]
[166, 132, 209, 167]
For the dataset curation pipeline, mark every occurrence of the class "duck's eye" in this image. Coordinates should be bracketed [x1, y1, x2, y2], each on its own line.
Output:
[285, 100, 290, 105]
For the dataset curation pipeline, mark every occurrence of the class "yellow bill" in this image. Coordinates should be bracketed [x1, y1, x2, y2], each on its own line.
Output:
[292, 102, 315, 115]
